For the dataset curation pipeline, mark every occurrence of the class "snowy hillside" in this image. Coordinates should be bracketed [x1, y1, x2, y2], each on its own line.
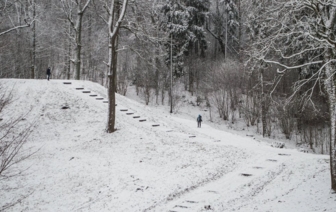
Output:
[0, 79, 335, 212]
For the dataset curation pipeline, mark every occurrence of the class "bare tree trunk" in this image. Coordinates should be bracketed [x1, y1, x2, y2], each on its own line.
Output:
[155, 55, 159, 104]
[60, 0, 91, 80]
[107, 38, 117, 132]
[260, 69, 267, 137]
[75, 13, 83, 80]
[188, 58, 194, 95]
[30, 0, 36, 79]
[325, 59, 336, 191]
[67, 21, 72, 80]
[88, 14, 92, 81]
[106, 0, 128, 133]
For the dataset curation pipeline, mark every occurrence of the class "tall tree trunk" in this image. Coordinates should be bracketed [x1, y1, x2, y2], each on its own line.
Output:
[224, 5, 228, 61]
[189, 69, 194, 96]
[155, 56, 159, 104]
[107, 37, 117, 132]
[237, 0, 242, 62]
[31, 0, 36, 79]
[260, 69, 268, 137]
[106, 0, 128, 133]
[75, 13, 83, 80]
[188, 58, 194, 95]
[324, 58, 336, 191]
[67, 20, 72, 80]
[88, 14, 92, 81]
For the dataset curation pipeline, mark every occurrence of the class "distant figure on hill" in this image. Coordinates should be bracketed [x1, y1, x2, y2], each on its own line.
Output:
[197, 114, 202, 128]
[46, 67, 51, 81]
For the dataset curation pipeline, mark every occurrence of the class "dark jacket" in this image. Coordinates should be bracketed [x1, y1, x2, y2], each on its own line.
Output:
[46, 68, 51, 75]
[197, 115, 202, 122]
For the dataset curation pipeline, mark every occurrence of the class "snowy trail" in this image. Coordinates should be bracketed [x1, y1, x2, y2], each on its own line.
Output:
[0, 79, 334, 212]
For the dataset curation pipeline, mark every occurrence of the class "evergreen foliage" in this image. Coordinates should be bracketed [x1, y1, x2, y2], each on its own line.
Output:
[161, 0, 210, 77]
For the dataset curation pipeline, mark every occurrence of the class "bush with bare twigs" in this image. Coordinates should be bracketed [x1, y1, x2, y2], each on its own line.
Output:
[0, 84, 36, 210]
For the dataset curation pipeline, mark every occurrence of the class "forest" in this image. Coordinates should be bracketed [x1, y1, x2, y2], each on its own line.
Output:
[0, 0, 335, 191]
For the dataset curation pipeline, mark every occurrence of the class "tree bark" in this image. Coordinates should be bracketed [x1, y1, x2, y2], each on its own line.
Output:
[67, 20, 72, 80]
[31, 0, 36, 79]
[260, 69, 268, 137]
[324, 58, 336, 191]
[75, 13, 83, 80]
[106, 0, 128, 133]
[107, 29, 119, 132]
[189, 67, 194, 96]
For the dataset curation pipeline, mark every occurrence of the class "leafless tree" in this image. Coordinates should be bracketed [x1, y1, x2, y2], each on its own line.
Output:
[95, 0, 128, 133]
[206, 60, 243, 124]
[0, 0, 35, 37]
[246, 0, 336, 191]
[0, 84, 37, 210]
[59, 0, 92, 80]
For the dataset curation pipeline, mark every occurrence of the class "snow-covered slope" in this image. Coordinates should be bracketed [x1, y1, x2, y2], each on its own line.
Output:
[0, 79, 334, 212]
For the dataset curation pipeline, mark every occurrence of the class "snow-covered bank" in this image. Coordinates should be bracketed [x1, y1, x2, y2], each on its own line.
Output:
[0, 79, 335, 212]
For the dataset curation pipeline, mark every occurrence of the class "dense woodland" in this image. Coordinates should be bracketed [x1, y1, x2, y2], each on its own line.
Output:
[0, 0, 335, 190]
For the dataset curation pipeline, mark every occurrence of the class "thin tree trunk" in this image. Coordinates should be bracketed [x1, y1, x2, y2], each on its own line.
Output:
[75, 13, 83, 80]
[325, 59, 336, 191]
[260, 69, 267, 137]
[188, 59, 194, 95]
[31, 0, 36, 79]
[88, 14, 92, 81]
[237, 0, 242, 62]
[106, 0, 128, 133]
[67, 21, 72, 80]
[155, 59, 159, 104]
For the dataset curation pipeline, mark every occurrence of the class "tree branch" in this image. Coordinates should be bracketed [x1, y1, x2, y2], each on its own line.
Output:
[0, 19, 35, 37]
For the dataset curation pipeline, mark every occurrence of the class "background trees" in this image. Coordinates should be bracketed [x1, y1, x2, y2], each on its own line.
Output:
[245, 0, 336, 190]
[60, 0, 92, 80]
[1, 0, 335, 191]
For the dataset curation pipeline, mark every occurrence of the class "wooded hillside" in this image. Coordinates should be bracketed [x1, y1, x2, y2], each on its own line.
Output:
[0, 0, 335, 191]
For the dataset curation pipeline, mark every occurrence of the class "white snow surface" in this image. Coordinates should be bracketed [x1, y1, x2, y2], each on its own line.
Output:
[0, 79, 335, 212]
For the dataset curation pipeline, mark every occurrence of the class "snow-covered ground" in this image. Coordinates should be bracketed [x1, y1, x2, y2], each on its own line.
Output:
[0, 79, 335, 212]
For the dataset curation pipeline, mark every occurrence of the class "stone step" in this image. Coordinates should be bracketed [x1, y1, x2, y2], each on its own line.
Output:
[63, 82, 72, 84]
[253, 166, 263, 169]
[76, 88, 84, 90]
[126, 112, 134, 115]
[133, 116, 140, 118]
[82, 91, 91, 93]
[189, 135, 196, 138]
[185, 200, 198, 204]
[96, 98, 104, 100]
[174, 205, 188, 209]
[152, 124, 160, 127]
[278, 153, 291, 156]
[120, 109, 128, 111]
[103, 101, 108, 103]
[139, 119, 146, 122]
[89, 95, 97, 97]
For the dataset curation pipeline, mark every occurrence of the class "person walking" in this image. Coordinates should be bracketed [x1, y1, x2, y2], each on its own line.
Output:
[197, 114, 202, 128]
[46, 67, 51, 81]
